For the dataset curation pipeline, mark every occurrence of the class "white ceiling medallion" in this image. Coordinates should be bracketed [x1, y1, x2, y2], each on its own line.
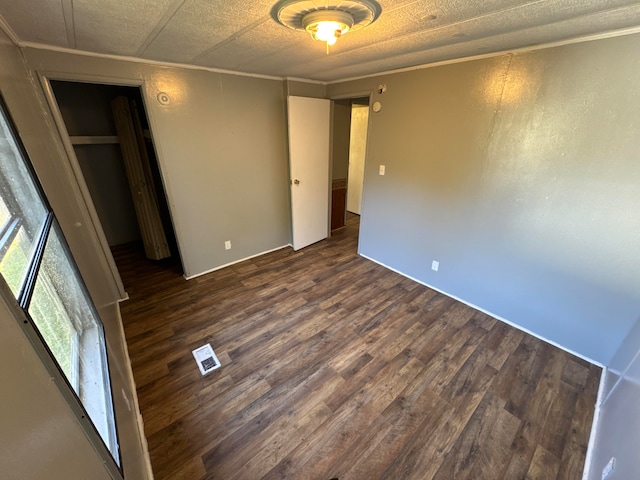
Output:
[272, 0, 381, 53]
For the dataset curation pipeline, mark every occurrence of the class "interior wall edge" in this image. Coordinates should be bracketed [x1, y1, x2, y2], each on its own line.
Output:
[582, 367, 608, 480]
[36, 72, 128, 300]
[14, 51, 125, 307]
[0, 38, 151, 479]
[112, 304, 155, 479]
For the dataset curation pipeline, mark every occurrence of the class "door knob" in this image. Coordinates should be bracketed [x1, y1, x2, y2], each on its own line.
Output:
[293, 179, 300, 185]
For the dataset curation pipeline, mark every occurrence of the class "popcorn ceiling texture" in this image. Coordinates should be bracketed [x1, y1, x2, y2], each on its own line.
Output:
[0, 0, 639, 81]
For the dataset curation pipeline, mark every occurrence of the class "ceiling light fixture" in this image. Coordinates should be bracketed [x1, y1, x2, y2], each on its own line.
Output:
[273, 0, 381, 54]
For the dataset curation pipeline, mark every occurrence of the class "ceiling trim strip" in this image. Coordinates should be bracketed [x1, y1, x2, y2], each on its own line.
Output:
[0, 14, 21, 45]
[18, 41, 288, 82]
[326, 24, 640, 85]
[7, 21, 640, 85]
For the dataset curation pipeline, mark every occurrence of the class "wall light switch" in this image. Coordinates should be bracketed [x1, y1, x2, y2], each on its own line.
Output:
[225, 240, 232, 250]
[432, 260, 439, 272]
[379, 165, 386, 175]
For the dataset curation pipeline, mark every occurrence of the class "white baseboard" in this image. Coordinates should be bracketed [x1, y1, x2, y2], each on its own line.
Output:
[114, 307, 155, 479]
[358, 253, 604, 368]
[184, 244, 291, 280]
[358, 252, 606, 479]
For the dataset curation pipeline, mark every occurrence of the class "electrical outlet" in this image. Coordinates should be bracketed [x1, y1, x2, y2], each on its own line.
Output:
[224, 240, 231, 250]
[431, 260, 439, 272]
[602, 457, 615, 479]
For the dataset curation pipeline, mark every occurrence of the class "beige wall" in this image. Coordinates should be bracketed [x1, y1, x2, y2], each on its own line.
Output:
[327, 34, 640, 365]
[329, 36, 640, 476]
[285, 79, 326, 99]
[23, 47, 292, 279]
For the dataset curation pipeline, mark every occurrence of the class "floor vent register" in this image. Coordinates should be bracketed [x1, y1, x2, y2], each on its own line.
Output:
[192, 343, 221, 375]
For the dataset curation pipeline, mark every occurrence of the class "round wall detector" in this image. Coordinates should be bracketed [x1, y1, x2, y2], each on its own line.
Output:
[157, 92, 171, 105]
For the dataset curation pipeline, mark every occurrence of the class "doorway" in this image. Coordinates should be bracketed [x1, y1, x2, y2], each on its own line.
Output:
[49, 81, 182, 279]
[287, 96, 332, 251]
[330, 96, 370, 232]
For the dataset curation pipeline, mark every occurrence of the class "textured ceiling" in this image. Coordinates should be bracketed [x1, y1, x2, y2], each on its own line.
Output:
[1, 0, 640, 82]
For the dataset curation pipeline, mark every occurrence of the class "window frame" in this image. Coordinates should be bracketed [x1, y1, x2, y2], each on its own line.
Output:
[0, 94, 123, 478]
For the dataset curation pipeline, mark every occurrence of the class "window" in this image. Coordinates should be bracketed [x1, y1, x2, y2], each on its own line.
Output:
[0, 96, 120, 469]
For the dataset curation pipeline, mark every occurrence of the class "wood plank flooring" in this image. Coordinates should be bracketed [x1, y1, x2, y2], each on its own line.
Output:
[114, 214, 600, 480]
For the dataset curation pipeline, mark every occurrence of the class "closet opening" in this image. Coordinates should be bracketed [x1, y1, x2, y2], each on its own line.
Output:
[50, 80, 182, 283]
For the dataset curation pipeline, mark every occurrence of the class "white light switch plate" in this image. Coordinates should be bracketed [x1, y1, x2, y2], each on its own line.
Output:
[379, 165, 385, 175]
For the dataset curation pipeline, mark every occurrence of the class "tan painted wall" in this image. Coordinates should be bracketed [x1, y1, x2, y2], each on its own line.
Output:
[329, 36, 640, 476]
[23, 47, 291, 279]
[285, 79, 326, 99]
[327, 33, 640, 365]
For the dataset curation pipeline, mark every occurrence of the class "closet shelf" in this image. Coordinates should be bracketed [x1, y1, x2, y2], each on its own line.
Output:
[70, 135, 119, 145]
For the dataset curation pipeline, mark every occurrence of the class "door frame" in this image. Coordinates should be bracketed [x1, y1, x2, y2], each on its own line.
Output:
[37, 71, 184, 299]
[328, 90, 373, 245]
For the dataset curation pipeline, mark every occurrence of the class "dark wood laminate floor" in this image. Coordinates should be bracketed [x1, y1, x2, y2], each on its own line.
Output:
[115, 213, 600, 480]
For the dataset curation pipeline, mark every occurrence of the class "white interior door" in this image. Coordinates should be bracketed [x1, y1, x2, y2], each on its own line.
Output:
[347, 104, 369, 214]
[287, 96, 331, 250]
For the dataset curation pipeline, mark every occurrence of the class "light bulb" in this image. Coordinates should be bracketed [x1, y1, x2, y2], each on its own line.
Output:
[301, 10, 354, 53]
[315, 21, 342, 43]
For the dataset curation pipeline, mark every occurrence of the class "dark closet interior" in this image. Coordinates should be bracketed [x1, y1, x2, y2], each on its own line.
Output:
[50, 80, 181, 272]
